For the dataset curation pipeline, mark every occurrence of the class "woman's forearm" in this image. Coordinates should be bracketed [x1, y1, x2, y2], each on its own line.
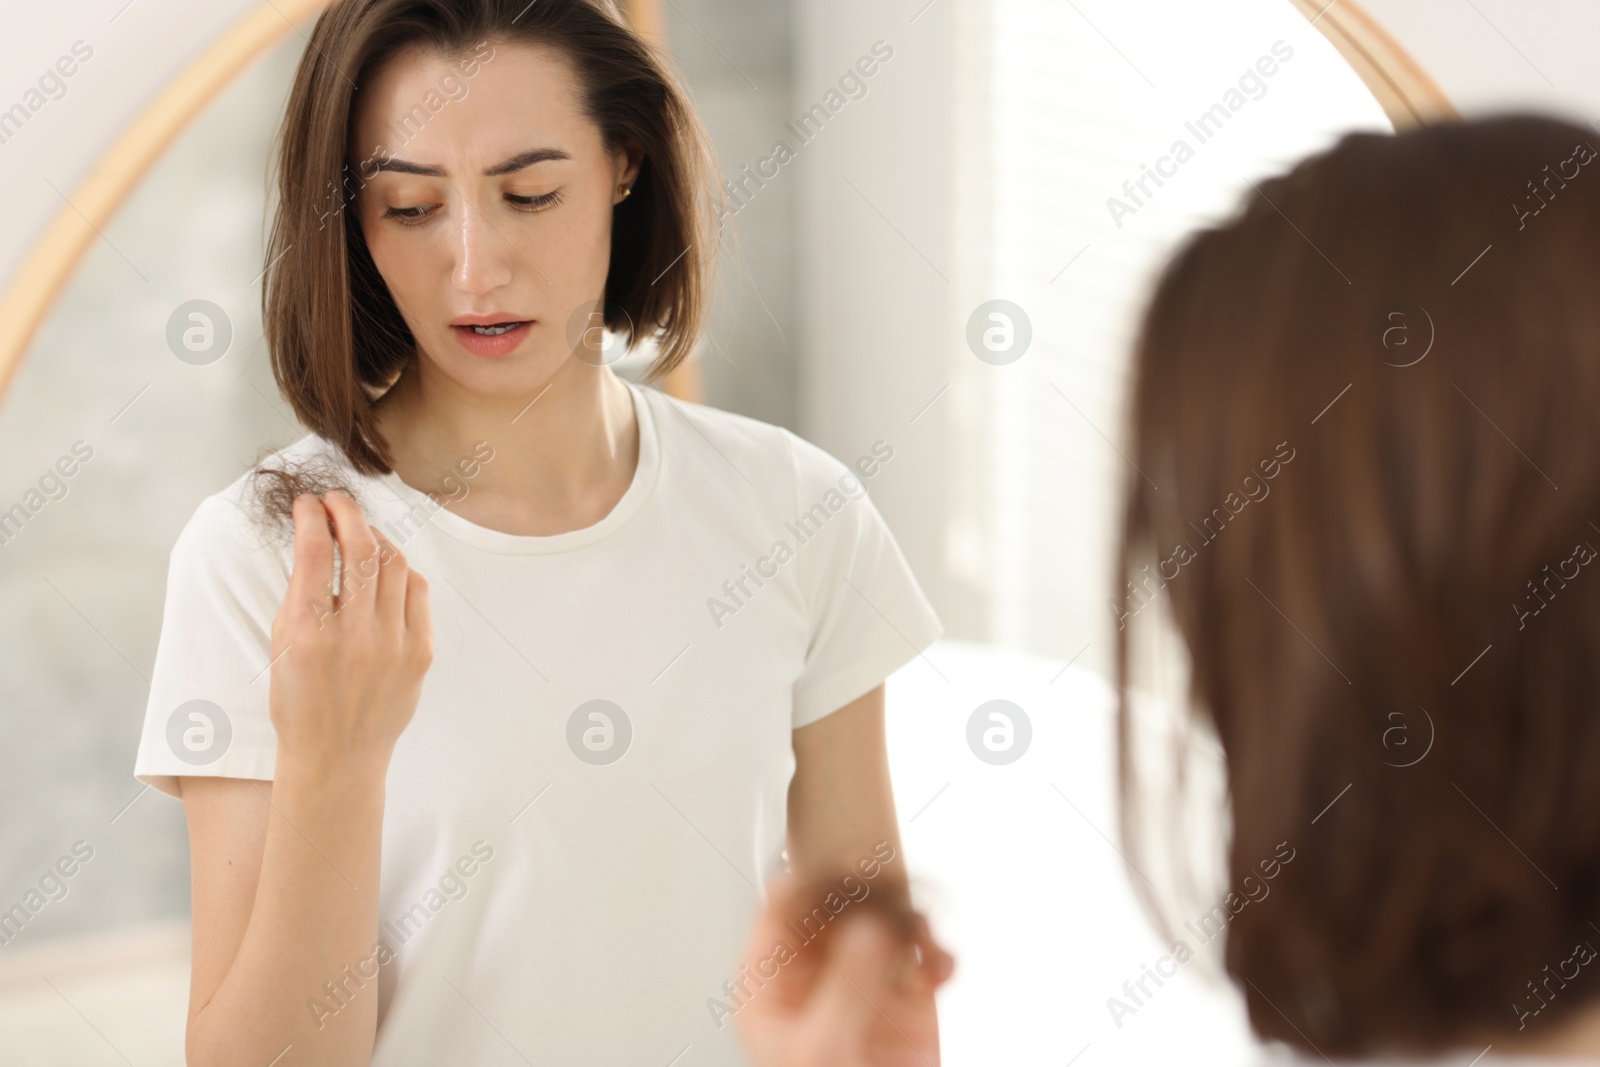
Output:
[188, 756, 389, 1067]
[186, 496, 431, 1065]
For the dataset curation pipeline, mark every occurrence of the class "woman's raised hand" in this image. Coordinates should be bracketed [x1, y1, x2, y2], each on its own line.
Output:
[733, 874, 955, 1067]
[268, 490, 433, 776]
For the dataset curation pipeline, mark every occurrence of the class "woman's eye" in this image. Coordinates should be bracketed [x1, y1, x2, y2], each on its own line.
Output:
[507, 190, 562, 212]
[381, 204, 435, 225]
[379, 190, 560, 224]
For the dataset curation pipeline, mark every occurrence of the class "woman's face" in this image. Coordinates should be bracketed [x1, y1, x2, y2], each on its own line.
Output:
[350, 39, 640, 397]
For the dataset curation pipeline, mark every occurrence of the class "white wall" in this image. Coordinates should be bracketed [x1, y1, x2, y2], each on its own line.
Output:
[792, 0, 962, 633]
[1362, 0, 1600, 119]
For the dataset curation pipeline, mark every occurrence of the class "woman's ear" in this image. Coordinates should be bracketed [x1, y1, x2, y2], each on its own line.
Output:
[613, 138, 644, 194]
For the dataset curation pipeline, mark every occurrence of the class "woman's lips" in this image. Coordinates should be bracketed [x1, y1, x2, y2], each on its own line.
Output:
[451, 320, 532, 357]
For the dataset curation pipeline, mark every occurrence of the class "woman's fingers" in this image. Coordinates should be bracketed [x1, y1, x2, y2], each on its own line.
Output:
[920, 933, 956, 988]
[282, 490, 415, 635]
[285, 493, 336, 631]
[370, 527, 409, 627]
[804, 912, 894, 1036]
[746, 875, 838, 1003]
[321, 490, 383, 618]
[906, 913, 956, 989]
[269, 488, 433, 770]
[404, 568, 433, 665]
[732, 874, 953, 1067]
[314, 494, 429, 651]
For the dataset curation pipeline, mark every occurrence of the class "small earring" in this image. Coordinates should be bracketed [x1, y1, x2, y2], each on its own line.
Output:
[619, 184, 632, 201]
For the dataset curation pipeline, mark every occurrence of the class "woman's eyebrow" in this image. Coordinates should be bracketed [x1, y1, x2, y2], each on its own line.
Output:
[369, 146, 573, 177]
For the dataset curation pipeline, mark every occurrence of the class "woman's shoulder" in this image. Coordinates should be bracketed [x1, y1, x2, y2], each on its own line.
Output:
[640, 382, 880, 494]
[170, 432, 352, 577]
[643, 382, 794, 455]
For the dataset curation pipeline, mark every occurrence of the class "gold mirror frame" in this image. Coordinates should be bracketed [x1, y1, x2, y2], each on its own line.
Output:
[0, 0, 328, 402]
[0, 0, 1442, 405]
[1288, 0, 1455, 127]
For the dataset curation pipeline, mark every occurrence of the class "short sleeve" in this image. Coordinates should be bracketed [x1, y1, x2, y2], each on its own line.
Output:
[785, 433, 944, 728]
[133, 491, 289, 797]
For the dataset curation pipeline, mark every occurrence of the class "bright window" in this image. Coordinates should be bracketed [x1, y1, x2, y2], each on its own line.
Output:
[950, 0, 1392, 678]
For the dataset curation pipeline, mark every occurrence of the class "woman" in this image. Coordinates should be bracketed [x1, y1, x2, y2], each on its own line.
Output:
[735, 113, 1600, 1065]
[131, 2, 944, 1064]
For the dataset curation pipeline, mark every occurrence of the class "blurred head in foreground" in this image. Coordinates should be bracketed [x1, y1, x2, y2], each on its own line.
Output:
[1116, 112, 1600, 1057]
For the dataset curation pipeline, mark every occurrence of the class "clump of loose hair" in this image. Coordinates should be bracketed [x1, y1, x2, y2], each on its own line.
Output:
[243, 445, 367, 550]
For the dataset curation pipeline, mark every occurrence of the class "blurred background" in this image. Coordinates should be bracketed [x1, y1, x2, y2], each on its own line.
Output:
[1, 0, 1597, 1063]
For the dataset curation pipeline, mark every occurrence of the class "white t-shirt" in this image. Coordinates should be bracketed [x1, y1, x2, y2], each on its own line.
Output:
[133, 377, 943, 1066]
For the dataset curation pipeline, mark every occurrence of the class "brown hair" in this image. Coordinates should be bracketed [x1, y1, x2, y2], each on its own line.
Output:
[257, 0, 717, 486]
[1117, 113, 1600, 1055]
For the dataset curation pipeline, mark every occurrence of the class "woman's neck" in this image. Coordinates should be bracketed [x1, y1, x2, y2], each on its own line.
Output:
[372, 358, 640, 537]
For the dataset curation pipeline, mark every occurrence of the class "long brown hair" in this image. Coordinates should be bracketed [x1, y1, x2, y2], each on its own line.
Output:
[257, 0, 717, 486]
[1117, 113, 1600, 1054]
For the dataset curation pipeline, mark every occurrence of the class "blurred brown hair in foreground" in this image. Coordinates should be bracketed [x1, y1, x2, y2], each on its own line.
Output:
[1116, 113, 1600, 1056]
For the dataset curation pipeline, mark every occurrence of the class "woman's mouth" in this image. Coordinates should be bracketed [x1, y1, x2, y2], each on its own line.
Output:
[451, 319, 533, 357]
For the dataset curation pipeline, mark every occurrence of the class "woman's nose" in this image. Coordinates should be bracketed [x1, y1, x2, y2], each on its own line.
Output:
[451, 196, 516, 295]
